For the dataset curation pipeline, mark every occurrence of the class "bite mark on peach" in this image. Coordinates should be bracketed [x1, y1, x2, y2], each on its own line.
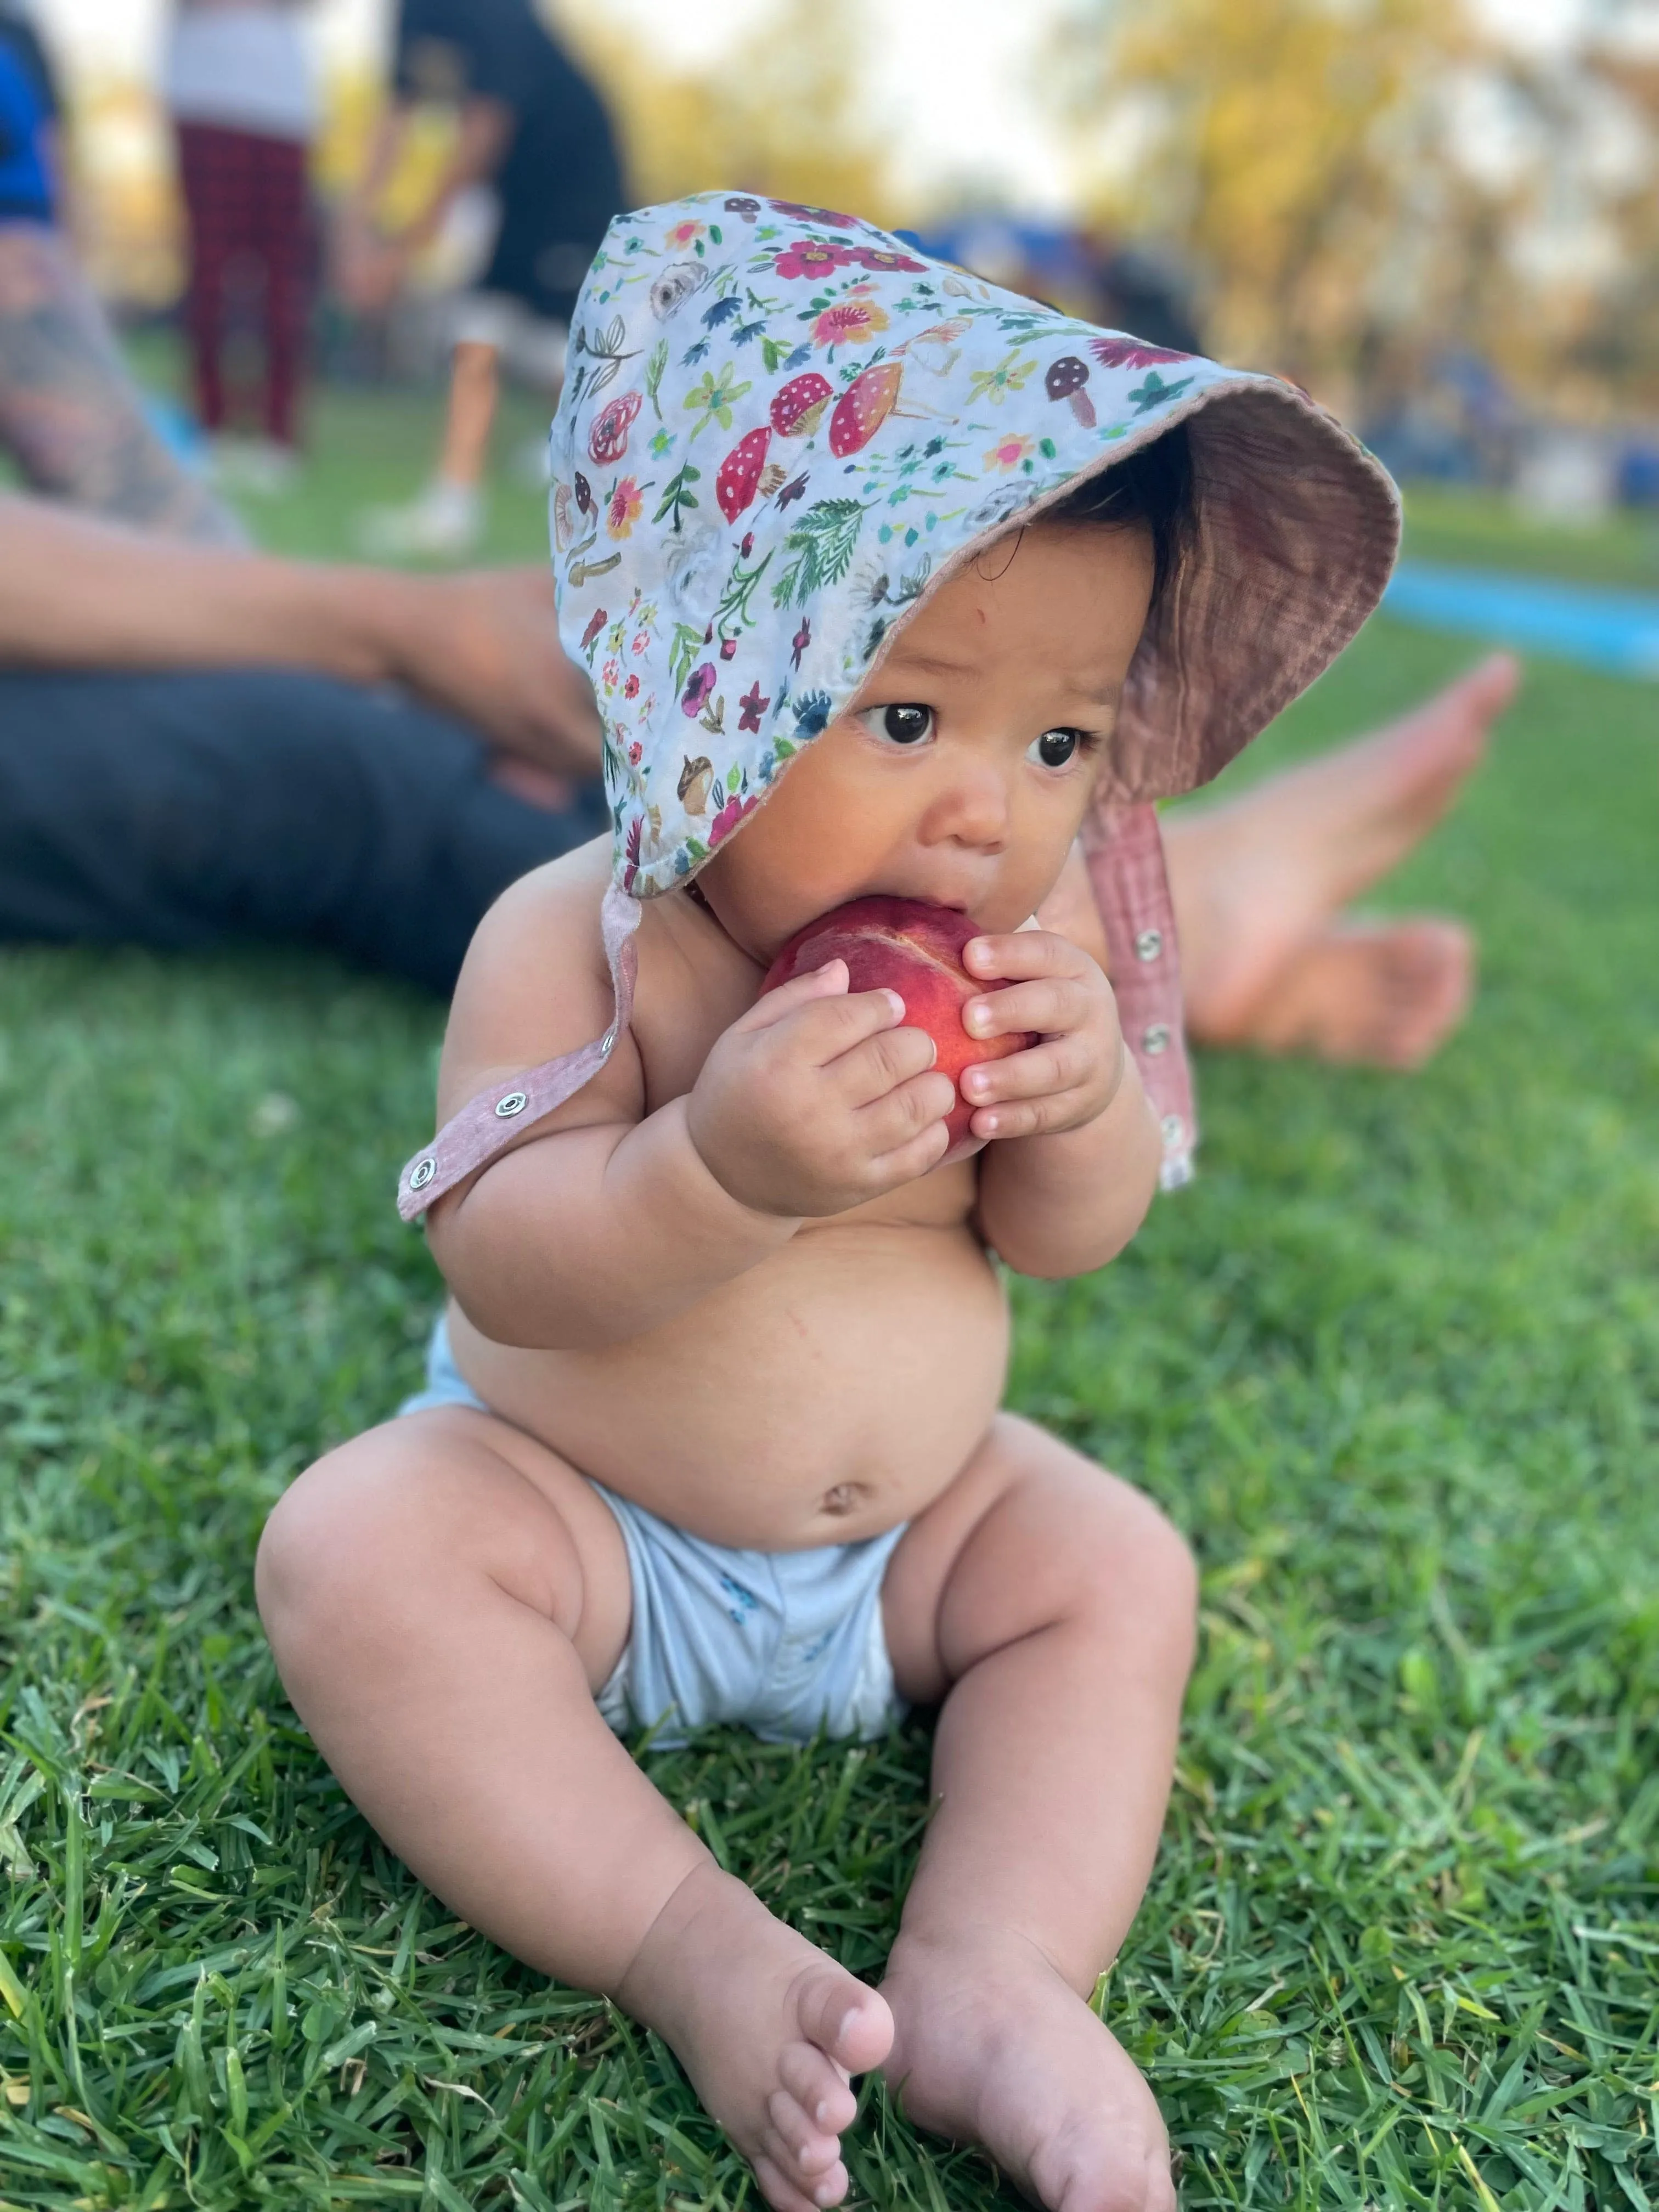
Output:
[760, 896, 1037, 1148]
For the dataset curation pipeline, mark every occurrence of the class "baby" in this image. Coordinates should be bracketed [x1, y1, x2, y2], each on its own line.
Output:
[258, 194, 1395, 2212]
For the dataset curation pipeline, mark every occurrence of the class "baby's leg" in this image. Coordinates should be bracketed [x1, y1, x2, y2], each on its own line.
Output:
[877, 1415, 1198, 2212]
[257, 1408, 891, 2211]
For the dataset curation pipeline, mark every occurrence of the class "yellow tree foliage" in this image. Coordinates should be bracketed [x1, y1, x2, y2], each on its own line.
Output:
[555, 0, 898, 224]
[1548, 43, 1659, 412]
[1066, 0, 1479, 388]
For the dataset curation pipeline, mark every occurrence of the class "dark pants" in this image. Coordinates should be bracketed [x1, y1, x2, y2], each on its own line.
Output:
[0, 669, 606, 994]
[175, 123, 312, 447]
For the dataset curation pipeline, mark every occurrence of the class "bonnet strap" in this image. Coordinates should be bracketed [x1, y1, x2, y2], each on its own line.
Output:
[397, 883, 641, 1223]
[1081, 801, 1196, 1190]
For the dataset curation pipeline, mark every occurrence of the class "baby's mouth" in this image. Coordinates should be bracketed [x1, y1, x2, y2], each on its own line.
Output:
[858, 885, 974, 916]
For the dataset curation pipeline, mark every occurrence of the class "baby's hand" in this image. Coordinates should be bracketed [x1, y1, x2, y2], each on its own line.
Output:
[958, 930, 1126, 1141]
[687, 962, 957, 1216]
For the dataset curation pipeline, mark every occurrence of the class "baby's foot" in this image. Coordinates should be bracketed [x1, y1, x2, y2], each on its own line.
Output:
[619, 1863, 893, 2211]
[1239, 915, 1474, 1069]
[879, 1925, 1174, 2212]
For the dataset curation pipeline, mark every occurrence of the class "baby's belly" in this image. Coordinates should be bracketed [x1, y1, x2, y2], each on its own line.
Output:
[448, 1220, 1009, 1550]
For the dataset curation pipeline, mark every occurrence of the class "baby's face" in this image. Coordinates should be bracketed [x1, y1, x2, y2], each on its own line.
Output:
[697, 521, 1154, 963]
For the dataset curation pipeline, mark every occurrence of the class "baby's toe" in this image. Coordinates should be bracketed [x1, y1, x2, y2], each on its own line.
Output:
[754, 2149, 848, 2212]
[790, 1963, 893, 2077]
[766, 2086, 843, 2172]
[779, 2039, 857, 2132]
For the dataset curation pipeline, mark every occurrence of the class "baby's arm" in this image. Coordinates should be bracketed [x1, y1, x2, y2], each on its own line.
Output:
[427, 861, 957, 1348]
[966, 853, 1163, 1278]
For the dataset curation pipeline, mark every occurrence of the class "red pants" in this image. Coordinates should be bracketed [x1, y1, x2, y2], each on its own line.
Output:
[175, 122, 311, 448]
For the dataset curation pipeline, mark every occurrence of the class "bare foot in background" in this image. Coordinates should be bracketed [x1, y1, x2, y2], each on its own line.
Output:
[1169, 653, 1517, 1066]
[1227, 917, 1475, 1069]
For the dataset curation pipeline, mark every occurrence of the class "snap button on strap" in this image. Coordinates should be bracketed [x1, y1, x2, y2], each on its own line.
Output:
[396, 882, 642, 1224]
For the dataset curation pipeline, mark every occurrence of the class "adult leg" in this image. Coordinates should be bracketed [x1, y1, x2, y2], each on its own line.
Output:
[0, 668, 606, 991]
[365, 307, 511, 557]
[174, 125, 232, 439]
[251, 134, 311, 450]
[0, 222, 239, 543]
[439, 340, 501, 492]
[1166, 654, 1518, 1065]
[876, 1417, 1199, 2212]
[259, 1411, 891, 2211]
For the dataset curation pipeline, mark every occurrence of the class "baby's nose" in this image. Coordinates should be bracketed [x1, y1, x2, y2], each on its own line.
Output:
[922, 765, 1013, 850]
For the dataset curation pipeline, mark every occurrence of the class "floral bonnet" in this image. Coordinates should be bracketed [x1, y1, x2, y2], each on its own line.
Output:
[400, 190, 1398, 1219]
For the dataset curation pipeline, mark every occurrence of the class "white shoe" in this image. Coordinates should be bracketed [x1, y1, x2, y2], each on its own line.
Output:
[511, 432, 554, 490]
[210, 436, 300, 496]
[357, 480, 484, 560]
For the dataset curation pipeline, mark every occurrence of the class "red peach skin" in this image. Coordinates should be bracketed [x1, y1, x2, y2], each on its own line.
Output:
[761, 896, 1036, 1149]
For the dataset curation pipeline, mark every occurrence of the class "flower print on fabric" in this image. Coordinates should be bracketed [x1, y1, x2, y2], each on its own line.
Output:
[607, 477, 645, 538]
[850, 245, 927, 273]
[773, 238, 857, 281]
[1091, 337, 1193, 370]
[681, 663, 718, 716]
[545, 188, 1400, 901]
[985, 432, 1036, 473]
[811, 293, 889, 352]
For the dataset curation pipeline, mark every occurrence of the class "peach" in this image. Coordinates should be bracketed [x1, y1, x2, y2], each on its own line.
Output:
[761, 895, 1036, 1148]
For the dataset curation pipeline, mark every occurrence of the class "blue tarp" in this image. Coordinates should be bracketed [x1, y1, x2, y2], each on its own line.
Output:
[1385, 561, 1659, 682]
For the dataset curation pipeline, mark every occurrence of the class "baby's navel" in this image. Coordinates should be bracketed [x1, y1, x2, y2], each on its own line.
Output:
[819, 1483, 866, 1519]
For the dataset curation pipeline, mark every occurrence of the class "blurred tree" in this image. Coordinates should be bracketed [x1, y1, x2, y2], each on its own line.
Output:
[1062, 0, 1478, 393]
[555, 0, 898, 224]
[1504, 36, 1659, 414]
[1062, 0, 1659, 414]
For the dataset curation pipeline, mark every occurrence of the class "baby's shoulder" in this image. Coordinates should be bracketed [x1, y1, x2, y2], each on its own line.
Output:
[439, 844, 759, 1127]
[439, 837, 634, 1125]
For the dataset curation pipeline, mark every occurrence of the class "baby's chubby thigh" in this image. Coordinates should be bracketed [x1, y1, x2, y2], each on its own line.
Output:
[259, 1402, 633, 1703]
[879, 1411, 1199, 1714]
[255, 1404, 690, 1992]
[259, 1414, 901, 2212]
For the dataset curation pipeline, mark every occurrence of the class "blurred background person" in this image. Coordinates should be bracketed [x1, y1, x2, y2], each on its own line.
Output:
[164, 0, 320, 492]
[335, 0, 624, 558]
[0, 0, 235, 539]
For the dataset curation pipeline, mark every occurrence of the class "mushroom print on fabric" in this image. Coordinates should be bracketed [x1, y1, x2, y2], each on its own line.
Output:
[549, 191, 1397, 907]
[397, 190, 1398, 1221]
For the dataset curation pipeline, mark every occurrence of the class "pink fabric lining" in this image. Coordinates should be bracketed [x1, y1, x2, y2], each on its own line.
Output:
[1080, 802, 1194, 1190]
[396, 883, 641, 1223]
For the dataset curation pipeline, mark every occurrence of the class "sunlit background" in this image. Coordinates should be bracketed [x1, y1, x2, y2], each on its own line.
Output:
[24, 0, 1659, 499]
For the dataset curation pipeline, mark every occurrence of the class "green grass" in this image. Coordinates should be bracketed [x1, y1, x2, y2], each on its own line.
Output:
[126, 332, 558, 569]
[1, 375, 1656, 2209]
[1402, 485, 1659, 594]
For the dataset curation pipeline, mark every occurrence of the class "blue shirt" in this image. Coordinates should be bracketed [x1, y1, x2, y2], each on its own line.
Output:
[0, 11, 58, 225]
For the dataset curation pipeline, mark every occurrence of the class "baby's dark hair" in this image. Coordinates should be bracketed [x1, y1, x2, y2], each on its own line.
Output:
[1042, 423, 1194, 608]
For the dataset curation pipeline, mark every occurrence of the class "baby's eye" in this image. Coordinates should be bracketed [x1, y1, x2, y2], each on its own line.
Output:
[1029, 727, 1087, 770]
[860, 703, 935, 747]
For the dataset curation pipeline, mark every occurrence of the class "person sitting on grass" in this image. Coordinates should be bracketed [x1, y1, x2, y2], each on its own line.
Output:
[256, 194, 1413, 2211]
[0, 490, 1514, 1064]
[0, 3, 238, 542]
